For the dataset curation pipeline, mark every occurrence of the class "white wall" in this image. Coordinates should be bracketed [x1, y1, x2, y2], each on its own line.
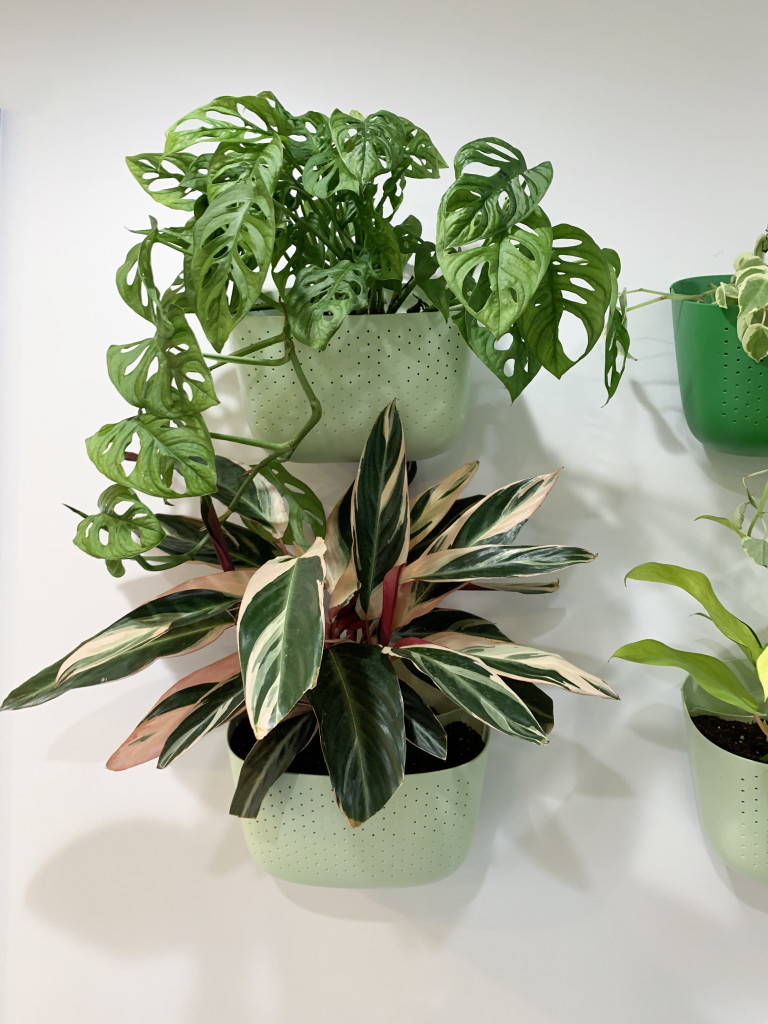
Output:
[3, 2, 768, 1021]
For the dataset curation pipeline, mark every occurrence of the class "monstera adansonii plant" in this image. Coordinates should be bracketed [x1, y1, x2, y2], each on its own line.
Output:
[77, 92, 630, 577]
[4, 402, 617, 825]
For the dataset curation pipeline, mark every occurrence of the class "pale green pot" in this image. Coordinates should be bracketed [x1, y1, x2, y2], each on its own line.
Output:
[228, 311, 471, 463]
[682, 676, 768, 880]
[228, 720, 489, 888]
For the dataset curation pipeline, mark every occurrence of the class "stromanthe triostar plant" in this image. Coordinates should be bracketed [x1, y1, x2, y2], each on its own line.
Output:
[4, 401, 618, 826]
[73, 91, 631, 577]
[613, 561, 768, 742]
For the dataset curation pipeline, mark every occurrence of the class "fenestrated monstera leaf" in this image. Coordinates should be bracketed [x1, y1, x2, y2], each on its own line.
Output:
[230, 712, 317, 818]
[115, 223, 171, 329]
[164, 93, 292, 155]
[86, 411, 216, 498]
[72, 485, 164, 576]
[437, 137, 553, 249]
[390, 641, 548, 743]
[330, 109, 404, 183]
[206, 138, 283, 198]
[517, 224, 614, 378]
[602, 248, 631, 400]
[189, 139, 281, 350]
[438, 208, 553, 339]
[2, 590, 238, 711]
[453, 314, 542, 401]
[302, 146, 360, 198]
[309, 644, 405, 826]
[107, 312, 217, 418]
[126, 151, 212, 211]
[352, 401, 410, 616]
[237, 539, 326, 740]
[395, 118, 446, 180]
[285, 259, 370, 350]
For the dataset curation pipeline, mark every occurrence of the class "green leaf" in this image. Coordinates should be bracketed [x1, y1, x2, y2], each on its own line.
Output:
[107, 311, 217, 417]
[189, 141, 280, 349]
[401, 683, 447, 758]
[158, 677, 244, 767]
[742, 536, 768, 568]
[517, 225, 614, 378]
[302, 146, 360, 198]
[613, 641, 759, 714]
[409, 461, 479, 548]
[602, 249, 631, 400]
[125, 151, 211, 211]
[453, 315, 542, 401]
[413, 242, 451, 318]
[438, 137, 552, 248]
[352, 401, 410, 615]
[229, 713, 317, 818]
[237, 540, 326, 739]
[72, 485, 164, 571]
[625, 562, 762, 663]
[164, 92, 291, 154]
[2, 590, 238, 710]
[395, 118, 447, 180]
[115, 223, 172, 329]
[86, 411, 217, 498]
[402, 543, 594, 584]
[366, 214, 404, 282]
[308, 645, 405, 825]
[438, 208, 553, 339]
[330, 109, 404, 182]
[391, 642, 548, 743]
[206, 138, 283, 198]
[285, 259, 370, 350]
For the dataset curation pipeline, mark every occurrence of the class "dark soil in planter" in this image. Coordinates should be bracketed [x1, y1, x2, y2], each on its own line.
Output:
[692, 715, 768, 763]
[229, 718, 485, 774]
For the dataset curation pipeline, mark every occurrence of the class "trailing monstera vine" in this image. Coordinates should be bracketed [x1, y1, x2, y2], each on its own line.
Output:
[75, 92, 630, 575]
[4, 402, 617, 826]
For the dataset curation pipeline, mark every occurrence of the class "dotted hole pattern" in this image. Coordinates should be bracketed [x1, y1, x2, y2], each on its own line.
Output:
[737, 776, 768, 868]
[231, 315, 471, 461]
[719, 326, 768, 427]
[239, 751, 488, 887]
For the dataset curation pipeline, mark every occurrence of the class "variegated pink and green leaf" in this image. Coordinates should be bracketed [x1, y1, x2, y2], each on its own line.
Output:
[230, 712, 317, 818]
[423, 632, 617, 698]
[352, 400, 410, 616]
[158, 676, 245, 767]
[237, 538, 326, 739]
[409, 461, 478, 549]
[214, 455, 289, 538]
[389, 641, 548, 743]
[158, 568, 256, 600]
[401, 543, 594, 584]
[2, 590, 238, 711]
[427, 471, 559, 552]
[309, 644, 405, 825]
[324, 484, 353, 594]
[107, 652, 241, 770]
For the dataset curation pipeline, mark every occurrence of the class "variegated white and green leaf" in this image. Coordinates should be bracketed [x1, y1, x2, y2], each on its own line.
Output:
[402, 543, 594, 584]
[428, 470, 560, 552]
[214, 456, 288, 538]
[107, 652, 241, 770]
[309, 644, 405, 825]
[390, 642, 548, 743]
[158, 676, 245, 767]
[409, 461, 479, 549]
[401, 683, 447, 758]
[352, 401, 410, 616]
[325, 485, 353, 593]
[237, 539, 326, 739]
[230, 712, 317, 818]
[425, 632, 617, 698]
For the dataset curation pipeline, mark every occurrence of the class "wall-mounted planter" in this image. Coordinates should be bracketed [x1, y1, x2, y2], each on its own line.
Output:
[228, 718, 489, 888]
[682, 676, 768, 881]
[671, 275, 768, 456]
[229, 311, 471, 463]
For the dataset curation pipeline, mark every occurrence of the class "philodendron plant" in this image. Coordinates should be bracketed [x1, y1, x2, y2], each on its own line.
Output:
[78, 91, 631, 577]
[614, 562, 768, 740]
[4, 402, 617, 826]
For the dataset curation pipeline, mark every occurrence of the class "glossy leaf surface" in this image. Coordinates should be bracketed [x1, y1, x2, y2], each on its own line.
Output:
[230, 713, 317, 818]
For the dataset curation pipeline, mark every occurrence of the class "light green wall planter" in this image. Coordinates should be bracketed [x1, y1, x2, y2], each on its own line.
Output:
[682, 676, 768, 880]
[228, 721, 489, 888]
[671, 275, 768, 456]
[229, 311, 471, 463]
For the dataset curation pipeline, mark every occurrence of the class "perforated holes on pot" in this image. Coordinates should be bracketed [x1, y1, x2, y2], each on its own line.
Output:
[737, 775, 768, 867]
[720, 327, 768, 427]
[239, 766, 483, 887]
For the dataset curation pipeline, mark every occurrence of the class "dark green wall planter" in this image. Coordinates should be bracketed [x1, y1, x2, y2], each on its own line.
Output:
[671, 275, 768, 456]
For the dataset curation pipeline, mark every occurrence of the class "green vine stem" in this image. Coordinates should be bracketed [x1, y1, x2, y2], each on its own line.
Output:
[625, 287, 715, 313]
